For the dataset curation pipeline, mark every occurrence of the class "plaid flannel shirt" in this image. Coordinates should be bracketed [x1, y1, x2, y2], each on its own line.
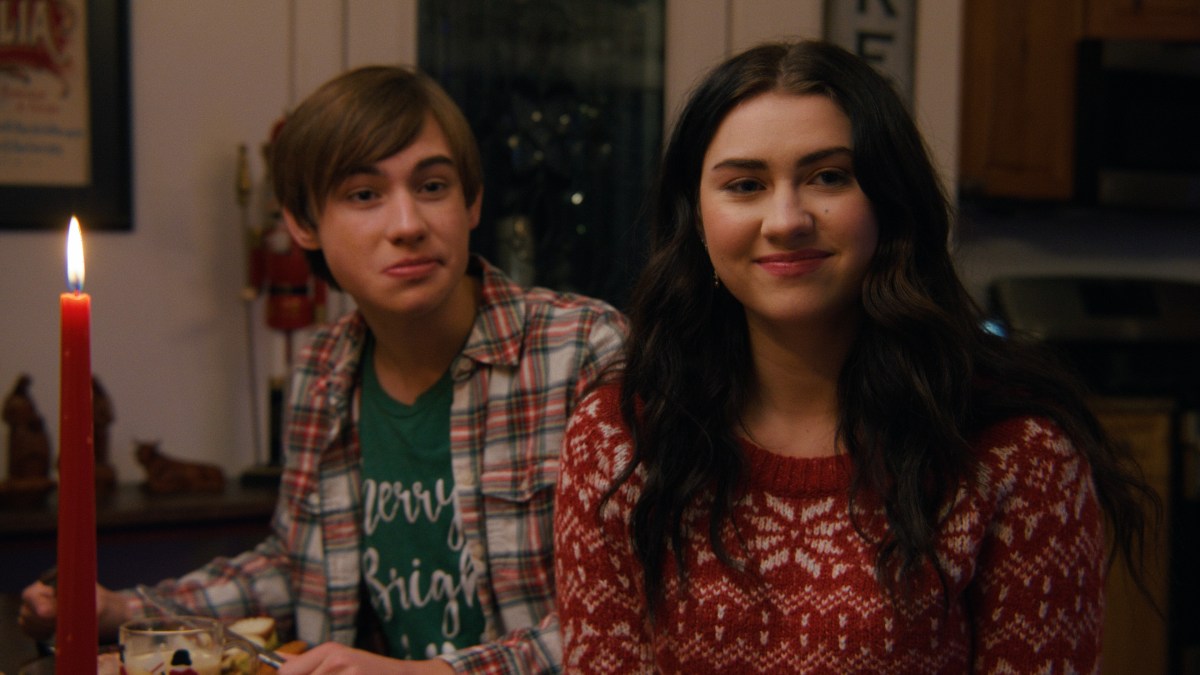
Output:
[134, 257, 627, 674]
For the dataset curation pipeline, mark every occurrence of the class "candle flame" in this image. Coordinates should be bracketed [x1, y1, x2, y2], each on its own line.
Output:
[66, 215, 85, 292]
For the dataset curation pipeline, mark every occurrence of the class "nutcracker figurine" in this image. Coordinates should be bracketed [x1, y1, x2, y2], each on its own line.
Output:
[237, 120, 326, 484]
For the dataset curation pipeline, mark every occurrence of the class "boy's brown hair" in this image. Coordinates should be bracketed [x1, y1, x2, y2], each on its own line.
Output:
[271, 65, 483, 287]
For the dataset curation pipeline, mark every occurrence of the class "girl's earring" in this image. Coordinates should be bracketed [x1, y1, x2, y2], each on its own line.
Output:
[700, 233, 718, 287]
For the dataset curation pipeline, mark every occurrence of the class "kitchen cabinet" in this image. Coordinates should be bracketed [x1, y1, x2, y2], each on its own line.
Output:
[1092, 398, 1173, 675]
[959, 0, 1200, 202]
[959, 0, 1085, 200]
[1086, 0, 1200, 41]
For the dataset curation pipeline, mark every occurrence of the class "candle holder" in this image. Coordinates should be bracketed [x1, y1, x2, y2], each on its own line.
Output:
[234, 136, 320, 491]
[239, 376, 285, 488]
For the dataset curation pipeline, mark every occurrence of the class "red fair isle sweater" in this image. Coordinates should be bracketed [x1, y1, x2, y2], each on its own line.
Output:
[554, 385, 1107, 674]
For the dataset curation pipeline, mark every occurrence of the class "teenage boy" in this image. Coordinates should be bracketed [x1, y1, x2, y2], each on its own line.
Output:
[20, 66, 627, 674]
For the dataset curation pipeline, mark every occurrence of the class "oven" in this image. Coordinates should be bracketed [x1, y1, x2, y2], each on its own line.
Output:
[989, 276, 1200, 675]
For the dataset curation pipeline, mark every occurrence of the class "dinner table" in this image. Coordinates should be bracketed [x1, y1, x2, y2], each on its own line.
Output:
[0, 591, 40, 675]
[0, 481, 279, 674]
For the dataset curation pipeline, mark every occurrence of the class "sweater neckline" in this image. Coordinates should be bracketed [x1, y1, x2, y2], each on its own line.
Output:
[739, 437, 852, 496]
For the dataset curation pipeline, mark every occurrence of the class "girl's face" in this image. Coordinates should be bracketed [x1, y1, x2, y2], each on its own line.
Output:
[699, 92, 878, 337]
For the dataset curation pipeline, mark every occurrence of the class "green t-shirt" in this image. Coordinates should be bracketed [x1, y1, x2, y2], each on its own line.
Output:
[358, 340, 487, 659]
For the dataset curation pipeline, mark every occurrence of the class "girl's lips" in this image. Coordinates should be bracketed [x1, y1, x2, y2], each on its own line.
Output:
[755, 251, 830, 276]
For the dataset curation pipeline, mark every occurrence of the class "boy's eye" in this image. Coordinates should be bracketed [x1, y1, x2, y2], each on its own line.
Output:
[419, 179, 450, 195]
[335, 185, 380, 204]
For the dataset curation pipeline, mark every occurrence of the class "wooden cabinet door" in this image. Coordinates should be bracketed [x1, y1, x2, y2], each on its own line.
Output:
[960, 0, 1084, 200]
[1092, 398, 1173, 675]
[1086, 0, 1200, 41]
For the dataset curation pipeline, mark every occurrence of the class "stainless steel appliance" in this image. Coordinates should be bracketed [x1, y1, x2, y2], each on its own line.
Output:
[1076, 40, 1200, 213]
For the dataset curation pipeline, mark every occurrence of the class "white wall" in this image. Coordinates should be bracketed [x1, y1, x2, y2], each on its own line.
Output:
[667, 0, 961, 196]
[0, 1, 417, 485]
[2, 1, 1195, 483]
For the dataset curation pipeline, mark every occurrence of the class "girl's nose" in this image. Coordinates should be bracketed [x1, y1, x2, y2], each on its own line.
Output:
[762, 188, 814, 242]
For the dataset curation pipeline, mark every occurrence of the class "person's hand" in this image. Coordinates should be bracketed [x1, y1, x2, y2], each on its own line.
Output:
[17, 581, 131, 643]
[277, 641, 455, 674]
[96, 584, 132, 641]
[17, 580, 56, 640]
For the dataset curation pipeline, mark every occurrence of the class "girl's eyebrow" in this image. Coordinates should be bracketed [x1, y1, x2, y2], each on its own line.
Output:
[709, 146, 853, 173]
[709, 157, 768, 172]
[795, 146, 853, 167]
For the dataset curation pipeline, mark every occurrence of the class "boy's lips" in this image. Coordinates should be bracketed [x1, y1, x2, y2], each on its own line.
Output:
[383, 257, 440, 278]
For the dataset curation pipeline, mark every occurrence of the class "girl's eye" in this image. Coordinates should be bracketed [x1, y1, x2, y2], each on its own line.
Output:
[811, 169, 851, 187]
[724, 178, 764, 194]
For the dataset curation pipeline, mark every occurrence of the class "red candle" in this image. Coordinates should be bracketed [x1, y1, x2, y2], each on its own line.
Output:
[56, 215, 97, 671]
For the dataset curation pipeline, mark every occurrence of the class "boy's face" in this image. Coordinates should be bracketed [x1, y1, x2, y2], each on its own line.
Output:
[285, 114, 481, 323]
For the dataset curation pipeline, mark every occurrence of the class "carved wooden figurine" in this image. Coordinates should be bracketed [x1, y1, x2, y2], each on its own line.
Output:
[0, 374, 55, 507]
[135, 441, 226, 494]
[92, 377, 117, 496]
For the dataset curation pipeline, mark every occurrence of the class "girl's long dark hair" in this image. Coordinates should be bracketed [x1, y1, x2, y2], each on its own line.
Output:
[614, 40, 1156, 614]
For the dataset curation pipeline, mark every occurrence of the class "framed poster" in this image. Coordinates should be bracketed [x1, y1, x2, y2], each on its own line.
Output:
[0, 0, 131, 231]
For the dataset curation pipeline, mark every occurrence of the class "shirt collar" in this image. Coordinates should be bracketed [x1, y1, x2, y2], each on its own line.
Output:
[319, 255, 527, 388]
[458, 255, 526, 368]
